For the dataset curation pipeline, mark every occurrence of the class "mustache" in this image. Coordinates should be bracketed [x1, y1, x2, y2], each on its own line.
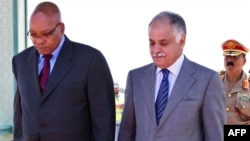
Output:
[152, 52, 166, 57]
[226, 61, 234, 66]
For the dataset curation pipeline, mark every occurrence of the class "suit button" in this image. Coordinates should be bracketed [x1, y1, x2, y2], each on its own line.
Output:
[226, 107, 229, 111]
[228, 94, 231, 98]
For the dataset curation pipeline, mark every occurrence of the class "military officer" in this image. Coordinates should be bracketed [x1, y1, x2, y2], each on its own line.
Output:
[221, 39, 250, 124]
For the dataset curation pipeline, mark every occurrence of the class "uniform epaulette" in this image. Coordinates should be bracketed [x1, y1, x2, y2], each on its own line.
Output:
[242, 71, 250, 90]
[219, 70, 225, 81]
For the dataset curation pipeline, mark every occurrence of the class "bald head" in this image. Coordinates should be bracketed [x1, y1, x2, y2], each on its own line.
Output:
[28, 1, 65, 55]
[31, 1, 62, 22]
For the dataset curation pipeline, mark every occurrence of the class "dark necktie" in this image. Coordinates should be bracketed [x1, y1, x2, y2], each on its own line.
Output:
[39, 54, 52, 93]
[155, 69, 170, 125]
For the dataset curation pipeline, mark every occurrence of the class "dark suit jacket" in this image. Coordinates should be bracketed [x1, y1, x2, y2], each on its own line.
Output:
[12, 36, 115, 141]
[118, 56, 226, 141]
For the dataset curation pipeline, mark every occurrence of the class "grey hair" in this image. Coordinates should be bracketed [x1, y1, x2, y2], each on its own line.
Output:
[149, 11, 186, 42]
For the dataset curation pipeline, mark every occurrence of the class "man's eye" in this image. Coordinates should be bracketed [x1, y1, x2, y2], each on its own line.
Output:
[149, 42, 155, 46]
[29, 33, 37, 37]
[160, 43, 167, 46]
[43, 32, 51, 36]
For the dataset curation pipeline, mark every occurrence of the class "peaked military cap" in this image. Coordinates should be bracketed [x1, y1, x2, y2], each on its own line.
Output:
[222, 39, 249, 56]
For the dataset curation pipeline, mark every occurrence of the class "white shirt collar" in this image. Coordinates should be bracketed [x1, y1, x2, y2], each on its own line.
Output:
[156, 54, 184, 76]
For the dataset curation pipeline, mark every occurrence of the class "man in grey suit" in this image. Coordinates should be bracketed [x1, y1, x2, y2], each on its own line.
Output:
[118, 11, 226, 141]
[12, 1, 115, 141]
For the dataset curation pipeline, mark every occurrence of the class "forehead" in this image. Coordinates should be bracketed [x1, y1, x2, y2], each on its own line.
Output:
[148, 21, 174, 40]
[31, 12, 53, 23]
[29, 12, 56, 31]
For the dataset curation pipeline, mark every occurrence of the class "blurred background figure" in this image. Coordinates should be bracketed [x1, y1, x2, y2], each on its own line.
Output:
[114, 82, 125, 141]
[220, 39, 250, 124]
[114, 82, 125, 124]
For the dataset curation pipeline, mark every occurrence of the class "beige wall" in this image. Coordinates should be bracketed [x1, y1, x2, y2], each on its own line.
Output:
[0, 0, 25, 141]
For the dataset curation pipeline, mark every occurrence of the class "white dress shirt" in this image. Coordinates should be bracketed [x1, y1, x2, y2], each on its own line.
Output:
[154, 54, 184, 101]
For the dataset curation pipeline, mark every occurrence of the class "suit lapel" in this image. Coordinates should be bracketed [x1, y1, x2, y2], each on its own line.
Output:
[41, 37, 73, 102]
[158, 57, 196, 127]
[140, 64, 157, 124]
[26, 49, 43, 97]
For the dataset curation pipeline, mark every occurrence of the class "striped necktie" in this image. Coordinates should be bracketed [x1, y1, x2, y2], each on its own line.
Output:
[155, 69, 170, 125]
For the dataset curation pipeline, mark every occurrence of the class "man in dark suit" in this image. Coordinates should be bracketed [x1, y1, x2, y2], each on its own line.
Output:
[12, 1, 115, 141]
[118, 11, 226, 141]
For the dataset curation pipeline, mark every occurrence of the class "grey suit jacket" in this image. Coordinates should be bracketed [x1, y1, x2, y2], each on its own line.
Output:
[118, 56, 226, 141]
[12, 36, 115, 141]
